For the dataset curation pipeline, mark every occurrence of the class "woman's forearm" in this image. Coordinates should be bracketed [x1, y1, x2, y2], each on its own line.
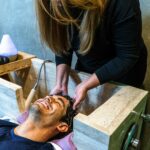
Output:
[73, 73, 100, 109]
[83, 73, 100, 91]
[56, 64, 70, 87]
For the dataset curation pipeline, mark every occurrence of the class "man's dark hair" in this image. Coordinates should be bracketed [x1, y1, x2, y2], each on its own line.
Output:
[60, 95, 76, 128]
[50, 94, 76, 139]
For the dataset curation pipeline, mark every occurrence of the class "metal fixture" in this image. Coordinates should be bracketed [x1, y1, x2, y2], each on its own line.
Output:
[25, 59, 51, 110]
[131, 138, 139, 148]
[122, 124, 139, 150]
[141, 114, 150, 122]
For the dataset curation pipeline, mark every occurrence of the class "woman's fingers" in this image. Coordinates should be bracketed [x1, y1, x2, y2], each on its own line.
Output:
[50, 85, 68, 96]
[50, 87, 62, 95]
[73, 92, 84, 110]
[73, 97, 80, 110]
[72, 83, 87, 110]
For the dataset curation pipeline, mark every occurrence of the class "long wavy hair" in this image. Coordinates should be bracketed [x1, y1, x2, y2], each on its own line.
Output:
[36, 0, 107, 55]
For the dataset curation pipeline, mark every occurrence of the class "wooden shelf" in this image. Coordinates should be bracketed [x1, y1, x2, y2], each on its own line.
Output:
[0, 51, 35, 76]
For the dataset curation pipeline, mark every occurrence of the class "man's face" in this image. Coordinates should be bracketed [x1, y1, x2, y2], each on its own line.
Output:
[29, 95, 70, 127]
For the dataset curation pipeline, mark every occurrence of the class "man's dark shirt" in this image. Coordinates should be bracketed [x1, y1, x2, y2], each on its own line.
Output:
[0, 119, 54, 150]
[55, 0, 147, 87]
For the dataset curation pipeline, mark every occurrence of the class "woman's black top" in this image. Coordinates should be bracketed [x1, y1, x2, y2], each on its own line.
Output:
[55, 0, 147, 87]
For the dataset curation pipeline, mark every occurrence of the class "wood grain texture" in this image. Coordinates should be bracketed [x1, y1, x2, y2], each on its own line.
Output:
[73, 86, 148, 150]
[0, 51, 35, 76]
[0, 78, 25, 118]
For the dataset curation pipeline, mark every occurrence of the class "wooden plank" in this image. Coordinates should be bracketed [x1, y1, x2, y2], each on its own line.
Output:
[73, 86, 148, 150]
[0, 78, 25, 118]
[109, 96, 147, 150]
[0, 51, 35, 76]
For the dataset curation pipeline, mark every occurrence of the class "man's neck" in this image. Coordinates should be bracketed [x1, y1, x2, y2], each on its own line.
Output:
[14, 119, 57, 142]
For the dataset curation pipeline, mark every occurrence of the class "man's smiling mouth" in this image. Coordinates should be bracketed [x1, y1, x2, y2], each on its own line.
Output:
[36, 101, 52, 110]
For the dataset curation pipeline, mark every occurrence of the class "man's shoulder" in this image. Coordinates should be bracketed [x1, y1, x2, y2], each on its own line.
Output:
[0, 119, 17, 138]
[0, 140, 55, 150]
[0, 119, 17, 127]
[0, 143, 55, 150]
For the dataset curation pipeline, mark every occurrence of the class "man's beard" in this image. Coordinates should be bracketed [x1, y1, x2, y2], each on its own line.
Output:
[29, 104, 42, 122]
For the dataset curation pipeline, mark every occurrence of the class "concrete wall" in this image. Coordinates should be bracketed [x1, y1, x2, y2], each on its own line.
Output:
[141, 0, 150, 91]
[0, 0, 55, 61]
[140, 1, 150, 150]
[0, 0, 149, 149]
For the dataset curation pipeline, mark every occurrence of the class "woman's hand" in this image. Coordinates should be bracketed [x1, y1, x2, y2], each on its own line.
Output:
[50, 84, 68, 95]
[73, 81, 88, 110]
[73, 73, 100, 110]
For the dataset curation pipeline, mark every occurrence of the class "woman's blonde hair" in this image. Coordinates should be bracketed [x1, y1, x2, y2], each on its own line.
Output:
[36, 0, 107, 55]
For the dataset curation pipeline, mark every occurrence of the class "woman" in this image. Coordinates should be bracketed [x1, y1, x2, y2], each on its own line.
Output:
[36, 0, 147, 109]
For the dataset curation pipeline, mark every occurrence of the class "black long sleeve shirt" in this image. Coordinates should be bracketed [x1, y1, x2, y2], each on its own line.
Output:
[55, 0, 147, 87]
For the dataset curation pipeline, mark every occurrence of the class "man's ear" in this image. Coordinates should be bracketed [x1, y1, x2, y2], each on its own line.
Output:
[56, 122, 69, 133]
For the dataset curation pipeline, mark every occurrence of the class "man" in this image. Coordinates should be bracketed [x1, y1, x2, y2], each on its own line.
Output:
[0, 95, 76, 150]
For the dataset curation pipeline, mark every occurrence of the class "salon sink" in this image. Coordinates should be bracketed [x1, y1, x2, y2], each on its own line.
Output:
[0, 57, 148, 150]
